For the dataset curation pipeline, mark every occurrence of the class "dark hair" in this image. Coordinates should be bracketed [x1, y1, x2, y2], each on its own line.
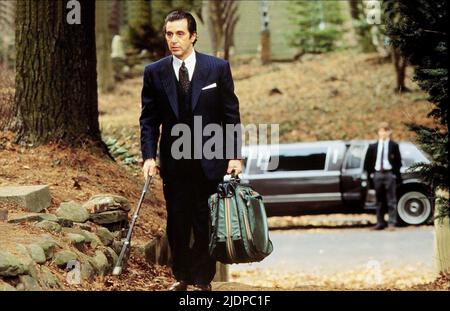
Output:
[163, 10, 197, 45]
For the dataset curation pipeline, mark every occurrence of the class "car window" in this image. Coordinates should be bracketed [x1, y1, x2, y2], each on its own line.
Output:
[267, 147, 327, 172]
[400, 143, 430, 167]
[345, 144, 366, 170]
[326, 144, 346, 171]
[242, 147, 270, 174]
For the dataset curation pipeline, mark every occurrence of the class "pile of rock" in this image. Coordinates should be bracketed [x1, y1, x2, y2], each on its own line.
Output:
[0, 230, 120, 291]
[0, 192, 133, 291]
[83, 194, 131, 233]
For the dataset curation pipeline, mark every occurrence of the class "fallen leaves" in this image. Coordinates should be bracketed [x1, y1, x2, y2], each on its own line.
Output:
[268, 214, 377, 230]
[230, 263, 438, 290]
[0, 130, 167, 243]
[67, 252, 174, 291]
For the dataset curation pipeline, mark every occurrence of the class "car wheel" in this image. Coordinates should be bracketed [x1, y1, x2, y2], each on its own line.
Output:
[397, 191, 432, 225]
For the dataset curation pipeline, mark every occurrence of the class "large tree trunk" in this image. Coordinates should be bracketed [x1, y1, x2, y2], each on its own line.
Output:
[8, 0, 103, 147]
[96, 0, 115, 93]
[391, 47, 409, 93]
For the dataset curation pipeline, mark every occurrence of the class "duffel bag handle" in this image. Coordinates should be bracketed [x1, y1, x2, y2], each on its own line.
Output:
[219, 171, 242, 197]
[223, 170, 242, 182]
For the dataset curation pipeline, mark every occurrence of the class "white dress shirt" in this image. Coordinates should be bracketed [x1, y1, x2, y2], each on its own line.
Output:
[375, 139, 392, 171]
[172, 49, 196, 81]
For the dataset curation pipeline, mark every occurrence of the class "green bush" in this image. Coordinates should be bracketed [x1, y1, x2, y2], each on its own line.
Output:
[288, 0, 344, 54]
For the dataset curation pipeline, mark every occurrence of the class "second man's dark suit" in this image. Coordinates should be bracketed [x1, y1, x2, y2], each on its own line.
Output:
[139, 51, 241, 284]
[364, 140, 402, 226]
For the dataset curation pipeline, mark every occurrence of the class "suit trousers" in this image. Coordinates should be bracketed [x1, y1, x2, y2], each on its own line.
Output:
[162, 160, 220, 285]
[373, 171, 398, 226]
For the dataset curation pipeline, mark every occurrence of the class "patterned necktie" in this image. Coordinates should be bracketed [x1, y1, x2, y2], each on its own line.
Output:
[380, 140, 385, 172]
[179, 61, 190, 95]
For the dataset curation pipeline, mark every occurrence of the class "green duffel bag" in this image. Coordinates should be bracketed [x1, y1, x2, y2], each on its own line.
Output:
[208, 176, 273, 264]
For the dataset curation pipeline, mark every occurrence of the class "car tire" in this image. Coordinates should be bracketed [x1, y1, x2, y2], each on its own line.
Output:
[397, 191, 433, 225]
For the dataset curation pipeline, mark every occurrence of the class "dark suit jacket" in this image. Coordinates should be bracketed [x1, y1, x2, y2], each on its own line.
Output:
[139, 51, 241, 181]
[364, 140, 402, 183]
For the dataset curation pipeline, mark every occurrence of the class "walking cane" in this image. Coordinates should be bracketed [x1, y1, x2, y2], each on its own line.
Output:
[112, 175, 152, 276]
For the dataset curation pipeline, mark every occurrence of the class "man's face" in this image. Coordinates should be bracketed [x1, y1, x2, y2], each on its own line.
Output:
[378, 127, 391, 140]
[165, 19, 196, 60]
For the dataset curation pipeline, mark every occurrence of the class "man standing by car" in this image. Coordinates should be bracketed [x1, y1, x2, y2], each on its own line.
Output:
[364, 122, 402, 230]
[140, 11, 242, 291]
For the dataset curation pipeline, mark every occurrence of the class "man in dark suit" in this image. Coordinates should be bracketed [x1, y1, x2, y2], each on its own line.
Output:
[364, 122, 402, 230]
[139, 11, 242, 291]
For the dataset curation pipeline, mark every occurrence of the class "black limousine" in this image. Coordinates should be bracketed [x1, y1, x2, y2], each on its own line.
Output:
[240, 140, 434, 225]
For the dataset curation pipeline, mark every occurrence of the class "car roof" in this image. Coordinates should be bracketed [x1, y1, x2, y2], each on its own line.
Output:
[242, 140, 422, 156]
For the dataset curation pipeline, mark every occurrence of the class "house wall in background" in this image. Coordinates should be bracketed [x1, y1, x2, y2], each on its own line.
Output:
[195, 0, 298, 60]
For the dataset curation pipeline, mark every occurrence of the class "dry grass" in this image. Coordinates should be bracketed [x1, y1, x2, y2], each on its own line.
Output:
[98, 51, 435, 156]
[235, 52, 435, 142]
[0, 131, 167, 241]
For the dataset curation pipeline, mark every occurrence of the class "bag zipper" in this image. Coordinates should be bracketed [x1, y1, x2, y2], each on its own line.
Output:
[224, 197, 236, 261]
[239, 192, 254, 245]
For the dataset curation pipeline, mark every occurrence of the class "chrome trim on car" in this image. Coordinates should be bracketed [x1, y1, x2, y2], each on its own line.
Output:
[243, 170, 341, 180]
[262, 192, 342, 203]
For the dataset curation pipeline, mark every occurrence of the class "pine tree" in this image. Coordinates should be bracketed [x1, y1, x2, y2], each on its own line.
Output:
[347, 0, 377, 52]
[289, 0, 345, 54]
[151, 0, 203, 31]
[127, 0, 160, 55]
[385, 0, 448, 219]
[125, 0, 202, 59]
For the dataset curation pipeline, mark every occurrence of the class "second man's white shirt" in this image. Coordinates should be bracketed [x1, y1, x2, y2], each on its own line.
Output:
[172, 49, 196, 82]
[375, 139, 393, 171]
